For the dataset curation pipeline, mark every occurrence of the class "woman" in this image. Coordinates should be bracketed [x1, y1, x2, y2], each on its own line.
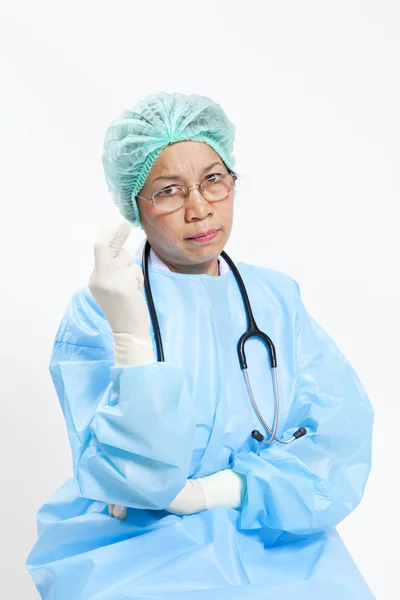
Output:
[27, 91, 375, 599]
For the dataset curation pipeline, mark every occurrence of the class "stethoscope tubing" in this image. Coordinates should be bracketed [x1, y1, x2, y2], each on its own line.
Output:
[141, 240, 306, 445]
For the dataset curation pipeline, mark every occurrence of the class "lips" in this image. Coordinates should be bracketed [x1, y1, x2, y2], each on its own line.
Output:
[188, 229, 218, 239]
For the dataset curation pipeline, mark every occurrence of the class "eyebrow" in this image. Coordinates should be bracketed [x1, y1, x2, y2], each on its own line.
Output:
[151, 161, 224, 184]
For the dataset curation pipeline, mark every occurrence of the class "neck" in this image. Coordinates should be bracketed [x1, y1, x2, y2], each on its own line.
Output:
[152, 249, 220, 276]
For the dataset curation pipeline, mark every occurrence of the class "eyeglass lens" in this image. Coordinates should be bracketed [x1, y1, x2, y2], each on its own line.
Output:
[153, 174, 235, 211]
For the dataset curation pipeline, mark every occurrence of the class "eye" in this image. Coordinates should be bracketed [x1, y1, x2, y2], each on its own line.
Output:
[157, 185, 179, 196]
[205, 173, 223, 183]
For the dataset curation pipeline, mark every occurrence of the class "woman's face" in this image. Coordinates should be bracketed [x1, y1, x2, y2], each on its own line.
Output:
[137, 141, 234, 275]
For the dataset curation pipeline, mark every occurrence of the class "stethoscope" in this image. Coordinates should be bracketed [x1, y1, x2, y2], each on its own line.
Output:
[142, 240, 307, 445]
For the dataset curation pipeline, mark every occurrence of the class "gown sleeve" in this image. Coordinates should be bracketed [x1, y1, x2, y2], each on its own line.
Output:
[49, 285, 196, 510]
[231, 276, 374, 535]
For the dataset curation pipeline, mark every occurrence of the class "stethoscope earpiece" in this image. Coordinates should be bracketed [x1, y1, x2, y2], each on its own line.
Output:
[293, 427, 307, 439]
[251, 427, 307, 445]
[251, 430, 265, 443]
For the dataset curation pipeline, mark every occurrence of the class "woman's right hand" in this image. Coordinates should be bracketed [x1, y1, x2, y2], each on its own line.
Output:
[88, 220, 151, 340]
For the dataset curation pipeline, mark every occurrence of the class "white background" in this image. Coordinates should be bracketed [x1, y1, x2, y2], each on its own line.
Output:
[1, 1, 399, 598]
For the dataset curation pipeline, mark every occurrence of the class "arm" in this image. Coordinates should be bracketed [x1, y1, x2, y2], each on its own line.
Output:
[231, 277, 374, 534]
[165, 469, 246, 515]
[50, 285, 196, 510]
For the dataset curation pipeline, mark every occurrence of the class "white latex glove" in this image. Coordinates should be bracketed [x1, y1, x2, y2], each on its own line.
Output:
[108, 469, 246, 521]
[88, 220, 156, 366]
[199, 469, 246, 510]
[108, 504, 127, 520]
[165, 469, 246, 516]
[165, 479, 207, 515]
[107, 481, 206, 520]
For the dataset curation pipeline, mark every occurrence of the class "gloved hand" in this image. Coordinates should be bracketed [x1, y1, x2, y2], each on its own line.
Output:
[166, 469, 246, 516]
[108, 503, 127, 520]
[109, 470, 246, 520]
[88, 220, 156, 365]
[164, 479, 207, 515]
[198, 469, 246, 510]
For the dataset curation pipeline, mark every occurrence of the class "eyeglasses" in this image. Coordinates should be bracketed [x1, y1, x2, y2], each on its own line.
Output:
[136, 171, 237, 212]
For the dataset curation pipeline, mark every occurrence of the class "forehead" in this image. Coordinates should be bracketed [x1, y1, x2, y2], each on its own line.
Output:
[151, 141, 222, 174]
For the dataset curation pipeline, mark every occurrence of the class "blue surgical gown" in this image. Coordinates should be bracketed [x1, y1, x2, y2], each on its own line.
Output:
[26, 259, 375, 599]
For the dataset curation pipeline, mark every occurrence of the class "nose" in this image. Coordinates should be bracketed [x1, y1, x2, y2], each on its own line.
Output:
[185, 185, 213, 220]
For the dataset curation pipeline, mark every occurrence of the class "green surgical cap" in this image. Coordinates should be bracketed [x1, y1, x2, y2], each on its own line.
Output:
[101, 91, 236, 228]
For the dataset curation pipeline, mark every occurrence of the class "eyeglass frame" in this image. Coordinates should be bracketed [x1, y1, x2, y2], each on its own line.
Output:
[135, 169, 238, 211]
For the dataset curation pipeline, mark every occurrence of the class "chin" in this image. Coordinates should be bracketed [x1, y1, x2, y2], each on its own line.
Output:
[190, 246, 223, 260]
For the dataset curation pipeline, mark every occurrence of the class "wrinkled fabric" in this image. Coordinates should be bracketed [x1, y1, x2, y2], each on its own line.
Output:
[27, 258, 374, 599]
[101, 91, 236, 228]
